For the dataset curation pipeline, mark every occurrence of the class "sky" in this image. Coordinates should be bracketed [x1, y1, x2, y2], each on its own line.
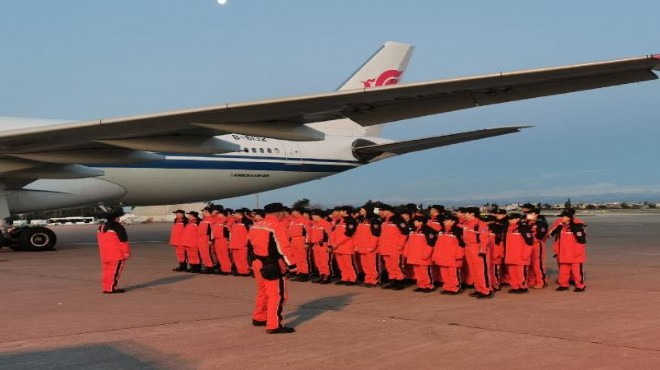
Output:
[1, 0, 660, 208]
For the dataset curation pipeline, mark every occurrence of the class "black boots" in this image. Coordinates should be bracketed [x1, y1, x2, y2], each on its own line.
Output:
[172, 263, 188, 272]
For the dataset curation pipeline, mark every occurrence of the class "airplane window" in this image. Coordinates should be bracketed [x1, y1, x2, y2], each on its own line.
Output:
[251, 148, 257, 153]
[259, 148, 265, 153]
[274, 148, 280, 154]
[267, 148, 272, 153]
[242, 148, 249, 153]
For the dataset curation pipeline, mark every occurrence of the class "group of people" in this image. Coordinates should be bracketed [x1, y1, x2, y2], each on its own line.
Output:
[97, 201, 588, 333]
[163, 202, 587, 332]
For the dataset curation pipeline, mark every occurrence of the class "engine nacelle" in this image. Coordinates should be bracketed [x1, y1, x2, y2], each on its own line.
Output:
[6, 178, 126, 213]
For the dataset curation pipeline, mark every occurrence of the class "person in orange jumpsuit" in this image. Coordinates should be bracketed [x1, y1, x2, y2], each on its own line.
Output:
[378, 205, 409, 291]
[491, 209, 509, 287]
[550, 209, 587, 292]
[309, 210, 333, 284]
[480, 214, 500, 292]
[288, 208, 312, 282]
[98, 208, 131, 294]
[455, 207, 473, 289]
[432, 216, 466, 294]
[462, 207, 494, 298]
[354, 205, 381, 287]
[183, 211, 201, 273]
[169, 209, 188, 272]
[524, 208, 549, 289]
[405, 216, 438, 293]
[210, 206, 231, 275]
[197, 207, 215, 274]
[427, 205, 445, 287]
[331, 206, 358, 285]
[248, 202, 297, 334]
[230, 208, 253, 276]
[504, 213, 535, 294]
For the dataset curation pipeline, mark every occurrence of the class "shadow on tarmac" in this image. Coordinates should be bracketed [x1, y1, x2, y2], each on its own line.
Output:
[285, 293, 357, 328]
[124, 275, 194, 291]
[0, 344, 160, 370]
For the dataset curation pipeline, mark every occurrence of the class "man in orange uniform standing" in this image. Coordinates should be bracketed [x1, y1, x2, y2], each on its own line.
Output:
[378, 205, 409, 291]
[524, 208, 549, 289]
[169, 210, 188, 272]
[198, 207, 215, 274]
[248, 202, 297, 334]
[550, 209, 587, 292]
[288, 208, 312, 282]
[210, 206, 232, 275]
[331, 206, 358, 285]
[230, 208, 253, 276]
[504, 213, 535, 294]
[405, 216, 438, 293]
[354, 205, 381, 287]
[309, 210, 333, 284]
[98, 208, 131, 294]
[462, 207, 494, 298]
[433, 216, 466, 294]
[183, 211, 201, 273]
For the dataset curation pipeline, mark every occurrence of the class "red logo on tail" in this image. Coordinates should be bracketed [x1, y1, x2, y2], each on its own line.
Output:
[361, 70, 402, 88]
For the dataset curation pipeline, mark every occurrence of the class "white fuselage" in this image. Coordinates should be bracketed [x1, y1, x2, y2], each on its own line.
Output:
[1, 117, 390, 213]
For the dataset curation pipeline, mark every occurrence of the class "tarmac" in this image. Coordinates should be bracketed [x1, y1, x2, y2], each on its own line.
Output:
[1, 214, 659, 369]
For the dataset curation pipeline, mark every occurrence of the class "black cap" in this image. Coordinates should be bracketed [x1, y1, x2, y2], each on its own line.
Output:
[480, 214, 496, 222]
[187, 211, 199, 218]
[291, 207, 304, 214]
[340, 205, 354, 213]
[172, 209, 185, 214]
[526, 207, 541, 215]
[558, 209, 576, 217]
[412, 215, 428, 223]
[380, 204, 394, 212]
[508, 212, 522, 219]
[444, 215, 459, 223]
[465, 207, 480, 215]
[105, 208, 125, 220]
[430, 204, 445, 212]
[212, 205, 224, 212]
[264, 202, 284, 213]
[310, 209, 325, 217]
[252, 209, 265, 218]
[360, 204, 374, 213]
[234, 208, 250, 214]
[522, 203, 535, 210]
[456, 207, 467, 213]
[202, 206, 213, 212]
[492, 209, 507, 215]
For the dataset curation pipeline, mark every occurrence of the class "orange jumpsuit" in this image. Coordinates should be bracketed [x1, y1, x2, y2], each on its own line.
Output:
[378, 215, 408, 282]
[310, 219, 333, 278]
[182, 222, 200, 265]
[230, 219, 252, 275]
[427, 215, 443, 285]
[552, 221, 587, 289]
[526, 219, 549, 288]
[432, 226, 466, 293]
[462, 218, 492, 295]
[354, 216, 381, 285]
[211, 215, 232, 274]
[331, 217, 358, 283]
[248, 215, 295, 330]
[288, 216, 311, 275]
[169, 219, 186, 264]
[405, 225, 437, 289]
[198, 217, 214, 269]
[98, 221, 131, 293]
[504, 223, 535, 290]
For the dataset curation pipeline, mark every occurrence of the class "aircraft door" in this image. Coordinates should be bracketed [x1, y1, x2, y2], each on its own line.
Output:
[281, 142, 304, 169]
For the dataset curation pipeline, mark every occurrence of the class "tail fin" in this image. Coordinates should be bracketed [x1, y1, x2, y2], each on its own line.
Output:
[307, 41, 414, 137]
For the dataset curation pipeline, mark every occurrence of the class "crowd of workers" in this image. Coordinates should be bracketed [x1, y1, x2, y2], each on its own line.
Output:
[168, 203, 588, 294]
[99, 202, 587, 333]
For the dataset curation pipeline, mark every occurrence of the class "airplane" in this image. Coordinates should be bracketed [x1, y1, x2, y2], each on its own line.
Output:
[0, 41, 658, 251]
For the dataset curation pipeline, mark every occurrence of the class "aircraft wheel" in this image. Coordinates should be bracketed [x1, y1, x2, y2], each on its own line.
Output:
[18, 227, 57, 251]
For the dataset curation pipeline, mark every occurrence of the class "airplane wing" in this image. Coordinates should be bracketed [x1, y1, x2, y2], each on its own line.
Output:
[352, 126, 531, 161]
[0, 49, 658, 175]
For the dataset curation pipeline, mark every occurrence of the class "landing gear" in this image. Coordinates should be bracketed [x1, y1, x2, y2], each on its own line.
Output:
[4, 226, 57, 251]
